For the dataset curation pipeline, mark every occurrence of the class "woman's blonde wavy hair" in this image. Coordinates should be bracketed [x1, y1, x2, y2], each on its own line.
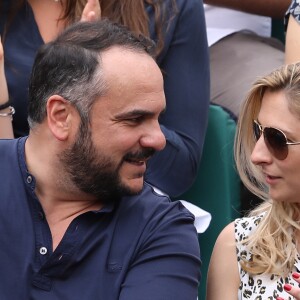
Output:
[235, 62, 300, 276]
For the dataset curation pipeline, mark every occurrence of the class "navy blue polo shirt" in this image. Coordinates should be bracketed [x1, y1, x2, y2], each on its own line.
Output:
[0, 137, 201, 299]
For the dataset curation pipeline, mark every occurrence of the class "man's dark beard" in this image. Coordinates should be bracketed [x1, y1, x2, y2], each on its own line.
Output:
[59, 121, 155, 204]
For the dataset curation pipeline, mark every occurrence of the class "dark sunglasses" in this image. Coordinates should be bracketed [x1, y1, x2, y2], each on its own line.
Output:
[253, 120, 300, 160]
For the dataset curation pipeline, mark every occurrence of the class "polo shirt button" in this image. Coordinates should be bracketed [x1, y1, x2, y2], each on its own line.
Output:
[38, 211, 45, 220]
[27, 176, 32, 184]
[39, 247, 48, 255]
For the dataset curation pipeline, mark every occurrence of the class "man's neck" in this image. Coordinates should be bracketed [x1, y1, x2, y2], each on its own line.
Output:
[41, 196, 102, 251]
[25, 133, 103, 250]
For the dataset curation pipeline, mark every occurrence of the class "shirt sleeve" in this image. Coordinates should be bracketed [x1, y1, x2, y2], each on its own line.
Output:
[119, 200, 201, 300]
[145, 0, 210, 198]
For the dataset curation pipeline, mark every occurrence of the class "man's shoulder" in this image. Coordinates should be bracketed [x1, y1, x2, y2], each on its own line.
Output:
[0, 138, 20, 155]
[109, 183, 199, 267]
[125, 182, 193, 212]
[118, 182, 195, 228]
[0, 138, 26, 197]
[0, 138, 25, 172]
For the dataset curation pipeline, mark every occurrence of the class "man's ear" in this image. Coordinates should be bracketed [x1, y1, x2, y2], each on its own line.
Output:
[46, 96, 76, 141]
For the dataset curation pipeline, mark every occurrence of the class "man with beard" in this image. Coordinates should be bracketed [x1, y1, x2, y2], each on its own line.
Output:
[0, 20, 200, 299]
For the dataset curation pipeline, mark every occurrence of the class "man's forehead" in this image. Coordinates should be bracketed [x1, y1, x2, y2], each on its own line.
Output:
[99, 46, 163, 92]
[101, 45, 150, 58]
[101, 46, 159, 74]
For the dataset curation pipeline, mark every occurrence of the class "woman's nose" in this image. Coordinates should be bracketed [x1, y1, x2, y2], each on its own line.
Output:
[251, 135, 273, 165]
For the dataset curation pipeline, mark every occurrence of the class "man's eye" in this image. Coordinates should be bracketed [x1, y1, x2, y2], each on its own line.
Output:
[127, 116, 144, 124]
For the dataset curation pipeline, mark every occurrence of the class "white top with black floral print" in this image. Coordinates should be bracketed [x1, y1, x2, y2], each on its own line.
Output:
[235, 216, 300, 300]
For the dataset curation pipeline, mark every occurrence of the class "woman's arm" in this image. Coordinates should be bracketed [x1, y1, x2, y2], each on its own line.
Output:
[145, 0, 210, 197]
[285, 15, 300, 64]
[203, 0, 289, 18]
[207, 222, 240, 300]
[0, 38, 14, 139]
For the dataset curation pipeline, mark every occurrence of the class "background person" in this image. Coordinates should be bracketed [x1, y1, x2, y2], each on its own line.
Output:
[0, 0, 210, 198]
[204, 0, 290, 117]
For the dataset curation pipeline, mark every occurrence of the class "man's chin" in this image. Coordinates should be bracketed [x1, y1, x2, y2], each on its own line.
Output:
[121, 178, 144, 195]
[125, 185, 144, 196]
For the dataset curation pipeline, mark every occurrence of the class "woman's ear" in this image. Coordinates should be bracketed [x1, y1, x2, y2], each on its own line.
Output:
[46, 96, 76, 141]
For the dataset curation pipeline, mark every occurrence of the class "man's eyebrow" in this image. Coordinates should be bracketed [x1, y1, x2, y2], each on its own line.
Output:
[115, 108, 166, 119]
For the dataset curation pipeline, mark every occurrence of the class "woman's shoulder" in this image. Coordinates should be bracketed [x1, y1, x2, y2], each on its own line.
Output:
[234, 215, 264, 263]
[235, 215, 264, 239]
[212, 215, 265, 256]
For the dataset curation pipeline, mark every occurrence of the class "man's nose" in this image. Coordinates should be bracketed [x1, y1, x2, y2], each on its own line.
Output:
[140, 121, 166, 152]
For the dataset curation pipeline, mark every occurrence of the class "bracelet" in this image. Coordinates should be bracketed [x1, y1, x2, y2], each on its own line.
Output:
[0, 100, 11, 110]
[0, 106, 15, 118]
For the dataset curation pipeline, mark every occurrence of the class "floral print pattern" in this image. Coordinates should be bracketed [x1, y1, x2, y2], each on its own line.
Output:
[285, 0, 300, 27]
[235, 216, 300, 299]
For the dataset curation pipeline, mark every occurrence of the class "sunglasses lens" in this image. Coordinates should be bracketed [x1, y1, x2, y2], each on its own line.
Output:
[264, 128, 288, 160]
[253, 122, 261, 141]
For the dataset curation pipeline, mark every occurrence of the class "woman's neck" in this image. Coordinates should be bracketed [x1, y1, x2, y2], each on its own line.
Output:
[27, 0, 66, 43]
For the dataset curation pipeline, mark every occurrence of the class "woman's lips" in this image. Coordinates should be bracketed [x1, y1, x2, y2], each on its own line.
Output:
[265, 174, 281, 185]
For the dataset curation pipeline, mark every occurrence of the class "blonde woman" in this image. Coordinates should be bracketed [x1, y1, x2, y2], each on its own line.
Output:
[207, 62, 300, 300]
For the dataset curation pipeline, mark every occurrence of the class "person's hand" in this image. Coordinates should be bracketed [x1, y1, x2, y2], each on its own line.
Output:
[277, 272, 300, 300]
[80, 0, 101, 22]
